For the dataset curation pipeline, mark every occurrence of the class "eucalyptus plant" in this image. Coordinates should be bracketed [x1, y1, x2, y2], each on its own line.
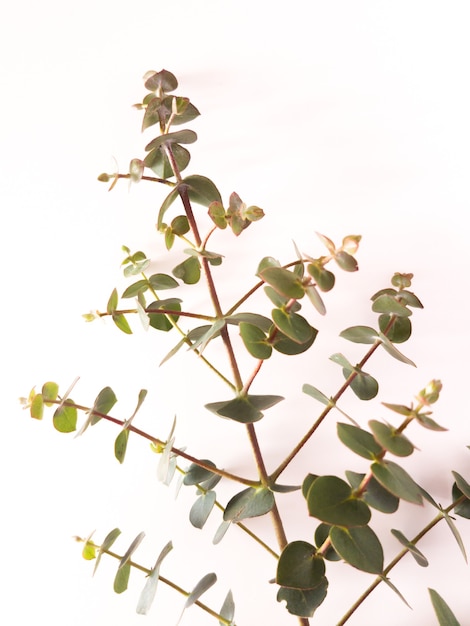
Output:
[22, 69, 470, 626]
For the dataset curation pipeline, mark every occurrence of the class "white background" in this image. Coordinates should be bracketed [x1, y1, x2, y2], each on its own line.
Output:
[2, 1, 470, 625]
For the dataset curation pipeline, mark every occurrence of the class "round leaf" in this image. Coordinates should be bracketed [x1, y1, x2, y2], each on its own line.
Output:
[239, 322, 272, 359]
[330, 525, 384, 574]
[369, 419, 414, 457]
[277, 582, 328, 618]
[271, 309, 314, 344]
[53, 403, 77, 433]
[337, 422, 383, 460]
[306, 475, 371, 527]
[276, 541, 326, 589]
[223, 487, 274, 522]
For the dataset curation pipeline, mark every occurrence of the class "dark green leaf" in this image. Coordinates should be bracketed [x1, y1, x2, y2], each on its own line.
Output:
[369, 420, 414, 457]
[451, 472, 470, 499]
[452, 483, 470, 519]
[271, 309, 314, 344]
[223, 487, 274, 522]
[277, 581, 328, 618]
[172, 256, 200, 284]
[330, 525, 384, 574]
[371, 460, 423, 504]
[440, 507, 467, 561]
[306, 475, 371, 527]
[144, 129, 197, 151]
[145, 143, 191, 179]
[144, 69, 178, 92]
[53, 402, 77, 433]
[183, 460, 220, 488]
[429, 588, 462, 626]
[179, 174, 222, 207]
[391, 529, 428, 566]
[379, 314, 412, 343]
[337, 422, 383, 460]
[205, 394, 283, 424]
[272, 327, 317, 355]
[276, 541, 325, 589]
[346, 471, 399, 514]
[378, 333, 416, 366]
[147, 299, 181, 331]
[239, 322, 272, 359]
[347, 370, 379, 401]
[157, 187, 180, 229]
[226, 312, 272, 332]
[314, 523, 341, 561]
[302, 474, 318, 499]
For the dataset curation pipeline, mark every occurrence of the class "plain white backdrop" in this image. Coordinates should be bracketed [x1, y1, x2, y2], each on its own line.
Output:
[2, 2, 470, 624]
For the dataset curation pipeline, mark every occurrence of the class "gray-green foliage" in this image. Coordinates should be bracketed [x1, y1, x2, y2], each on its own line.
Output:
[22, 69, 469, 625]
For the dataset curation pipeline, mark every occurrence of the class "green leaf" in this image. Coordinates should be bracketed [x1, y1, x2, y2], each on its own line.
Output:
[145, 143, 191, 178]
[226, 312, 272, 333]
[276, 541, 326, 589]
[429, 588, 462, 626]
[30, 393, 44, 419]
[112, 313, 133, 334]
[369, 419, 415, 456]
[259, 266, 305, 299]
[334, 250, 358, 272]
[271, 309, 314, 344]
[184, 572, 217, 609]
[391, 529, 428, 566]
[329, 352, 353, 370]
[136, 541, 173, 615]
[372, 294, 411, 317]
[93, 528, 121, 576]
[91, 386, 117, 424]
[346, 471, 399, 514]
[114, 562, 131, 594]
[305, 285, 326, 315]
[440, 506, 467, 562]
[189, 319, 225, 352]
[42, 381, 59, 406]
[144, 129, 198, 152]
[208, 201, 228, 229]
[107, 288, 118, 314]
[122, 280, 149, 299]
[189, 491, 217, 529]
[219, 590, 235, 626]
[148, 273, 179, 290]
[452, 472, 470, 499]
[144, 69, 178, 92]
[337, 422, 383, 460]
[114, 429, 129, 464]
[205, 394, 283, 424]
[157, 187, 180, 228]
[306, 475, 371, 527]
[452, 483, 470, 519]
[330, 525, 384, 574]
[272, 327, 317, 355]
[53, 402, 77, 433]
[347, 370, 379, 401]
[179, 174, 222, 207]
[380, 575, 411, 609]
[302, 384, 330, 406]
[223, 487, 274, 522]
[314, 523, 341, 561]
[277, 582, 328, 618]
[172, 256, 200, 284]
[307, 263, 335, 292]
[340, 326, 378, 344]
[183, 460, 219, 486]
[371, 460, 423, 504]
[378, 332, 416, 366]
[378, 315, 411, 343]
[239, 322, 272, 359]
[147, 298, 181, 331]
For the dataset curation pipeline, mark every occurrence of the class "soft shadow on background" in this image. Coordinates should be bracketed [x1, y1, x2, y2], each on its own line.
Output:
[2, 2, 470, 625]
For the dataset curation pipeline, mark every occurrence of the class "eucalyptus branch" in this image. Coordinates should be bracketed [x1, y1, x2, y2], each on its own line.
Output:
[75, 538, 236, 626]
[336, 495, 467, 625]
[47, 399, 255, 486]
